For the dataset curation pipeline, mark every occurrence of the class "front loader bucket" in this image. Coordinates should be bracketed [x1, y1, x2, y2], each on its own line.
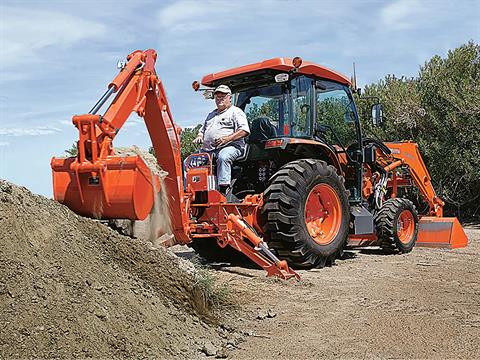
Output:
[51, 155, 157, 220]
[416, 216, 468, 249]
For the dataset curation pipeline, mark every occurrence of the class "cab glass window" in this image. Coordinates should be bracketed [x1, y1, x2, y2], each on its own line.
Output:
[236, 83, 288, 136]
[290, 76, 314, 137]
[316, 80, 357, 147]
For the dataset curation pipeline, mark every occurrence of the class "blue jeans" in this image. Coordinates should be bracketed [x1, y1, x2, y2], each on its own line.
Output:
[183, 145, 243, 188]
[215, 146, 243, 186]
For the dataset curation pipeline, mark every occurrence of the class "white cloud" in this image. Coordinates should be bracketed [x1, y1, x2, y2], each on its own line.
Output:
[123, 117, 144, 128]
[157, 1, 239, 32]
[1, 6, 107, 68]
[380, 0, 428, 31]
[0, 141, 10, 146]
[0, 126, 61, 137]
[59, 120, 73, 126]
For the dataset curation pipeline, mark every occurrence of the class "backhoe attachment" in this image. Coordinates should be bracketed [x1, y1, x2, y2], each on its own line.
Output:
[51, 49, 190, 242]
[50, 49, 300, 281]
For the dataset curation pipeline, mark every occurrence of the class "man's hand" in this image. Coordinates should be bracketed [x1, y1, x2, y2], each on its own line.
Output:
[213, 136, 231, 148]
[193, 135, 203, 145]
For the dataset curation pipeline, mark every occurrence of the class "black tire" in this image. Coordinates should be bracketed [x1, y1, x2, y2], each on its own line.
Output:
[261, 159, 350, 268]
[375, 198, 419, 253]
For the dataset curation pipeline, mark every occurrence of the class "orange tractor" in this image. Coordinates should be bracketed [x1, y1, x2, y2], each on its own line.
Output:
[51, 49, 468, 280]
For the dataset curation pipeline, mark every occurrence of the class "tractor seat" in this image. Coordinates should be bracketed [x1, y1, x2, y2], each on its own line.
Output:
[248, 117, 278, 144]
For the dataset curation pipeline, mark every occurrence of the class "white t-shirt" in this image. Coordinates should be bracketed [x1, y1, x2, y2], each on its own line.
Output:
[199, 106, 250, 152]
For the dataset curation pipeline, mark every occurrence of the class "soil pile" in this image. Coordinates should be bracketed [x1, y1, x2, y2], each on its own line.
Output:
[110, 146, 172, 242]
[0, 180, 226, 358]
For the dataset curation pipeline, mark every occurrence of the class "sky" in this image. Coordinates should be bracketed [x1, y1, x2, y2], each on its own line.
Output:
[0, 0, 478, 197]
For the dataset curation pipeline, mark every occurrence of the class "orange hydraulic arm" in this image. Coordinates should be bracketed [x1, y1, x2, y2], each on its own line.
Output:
[381, 142, 468, 249]
[383, 142, 444, 217]
[51, 49, 189, 241]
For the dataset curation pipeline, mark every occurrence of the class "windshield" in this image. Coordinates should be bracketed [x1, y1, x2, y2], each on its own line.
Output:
[235, 83, 288, 136]
[315, 80, 357, 147]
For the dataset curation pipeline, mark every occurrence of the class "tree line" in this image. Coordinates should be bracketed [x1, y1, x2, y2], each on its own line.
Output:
[356, 41, 479, 219]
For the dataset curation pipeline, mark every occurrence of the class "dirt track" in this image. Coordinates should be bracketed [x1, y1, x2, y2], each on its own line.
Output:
[196, 227, 480, 359]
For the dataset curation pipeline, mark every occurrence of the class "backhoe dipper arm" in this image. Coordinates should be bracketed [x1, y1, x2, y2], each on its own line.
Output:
[385, 142, 444, 217]
[60, 49, 189, 241]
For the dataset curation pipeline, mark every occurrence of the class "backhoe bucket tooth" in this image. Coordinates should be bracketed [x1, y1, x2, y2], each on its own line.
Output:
[416, 217, 468, 249]
[51, 155, 156, 220]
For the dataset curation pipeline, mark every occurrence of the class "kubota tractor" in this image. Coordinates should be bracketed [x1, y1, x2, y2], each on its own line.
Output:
[51, 49, 468, 280]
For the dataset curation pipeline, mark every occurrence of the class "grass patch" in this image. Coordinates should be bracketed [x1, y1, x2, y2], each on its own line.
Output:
[190, 261, 233, 317]
[194, 267, 231, 307]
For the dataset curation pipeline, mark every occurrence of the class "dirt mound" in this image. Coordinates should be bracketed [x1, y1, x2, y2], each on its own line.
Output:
[0, 180, 227, 358]
[111, 146, 172, 242]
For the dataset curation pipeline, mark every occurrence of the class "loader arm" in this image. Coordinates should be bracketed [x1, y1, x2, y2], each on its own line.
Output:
[383, 142, 444, 217]
[379, 142, 467, 249]
[51, 49, 189, 241]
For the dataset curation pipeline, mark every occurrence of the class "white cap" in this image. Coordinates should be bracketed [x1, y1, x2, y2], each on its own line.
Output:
[214, 85, 232, 95]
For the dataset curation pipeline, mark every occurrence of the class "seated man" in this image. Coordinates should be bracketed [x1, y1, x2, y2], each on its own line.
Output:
[193, 85, 250, 194]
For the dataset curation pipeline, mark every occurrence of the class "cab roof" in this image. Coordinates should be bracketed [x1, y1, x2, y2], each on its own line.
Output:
[201, 57, 351, 87]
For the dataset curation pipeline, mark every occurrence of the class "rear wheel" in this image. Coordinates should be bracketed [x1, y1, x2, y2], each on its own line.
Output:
[261, 159, 349, 268]
[375, 198, 418, 253]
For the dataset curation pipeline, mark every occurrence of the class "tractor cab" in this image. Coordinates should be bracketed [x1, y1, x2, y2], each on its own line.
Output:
[198, 57, 364, 201]
[234, 73, 360, 153]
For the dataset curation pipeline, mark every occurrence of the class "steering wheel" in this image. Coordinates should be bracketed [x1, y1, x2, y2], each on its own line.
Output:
[346, 138, 391, 162]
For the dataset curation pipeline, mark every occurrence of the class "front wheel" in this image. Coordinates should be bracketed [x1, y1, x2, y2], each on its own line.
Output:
[375, 198, 419, 253]
[261, 159, 350, 268]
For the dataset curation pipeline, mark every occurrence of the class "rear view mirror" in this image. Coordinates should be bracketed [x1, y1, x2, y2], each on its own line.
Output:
[203, 90, 214, 100]
[275, 73, 289, 82]
[371, 104, 383, 126]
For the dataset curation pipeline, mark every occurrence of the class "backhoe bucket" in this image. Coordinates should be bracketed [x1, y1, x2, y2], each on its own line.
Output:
[416, 217, 468, 249]
[51, 155, 157, 220]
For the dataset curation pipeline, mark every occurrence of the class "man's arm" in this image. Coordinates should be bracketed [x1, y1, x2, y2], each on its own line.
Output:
[193, 119, 207, 145]
[213, 129, 249, 147]
[193, 132, 203, 144]
[214, 107, 250, 147]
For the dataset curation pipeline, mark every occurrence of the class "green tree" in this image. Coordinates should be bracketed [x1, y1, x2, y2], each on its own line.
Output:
[356, 41, 480, 218]
[416, 41, 480, 214]
[245, 100, 279, 123]
[149, 124, 202, 161]
[65, 142, 78, 156]
[179, 124, 203, 160]
[317, 97, 357, 147]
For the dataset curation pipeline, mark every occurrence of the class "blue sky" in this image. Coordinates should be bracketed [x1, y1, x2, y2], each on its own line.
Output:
[0, 0, 478, 197]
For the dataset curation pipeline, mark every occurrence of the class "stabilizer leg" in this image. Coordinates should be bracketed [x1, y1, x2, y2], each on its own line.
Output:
[223, 214, 300, 280]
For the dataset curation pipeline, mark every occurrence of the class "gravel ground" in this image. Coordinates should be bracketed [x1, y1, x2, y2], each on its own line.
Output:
[203, 226, 480, 359]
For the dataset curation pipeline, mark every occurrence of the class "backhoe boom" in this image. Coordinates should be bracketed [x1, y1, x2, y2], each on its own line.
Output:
[52, 49, 189, 241]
